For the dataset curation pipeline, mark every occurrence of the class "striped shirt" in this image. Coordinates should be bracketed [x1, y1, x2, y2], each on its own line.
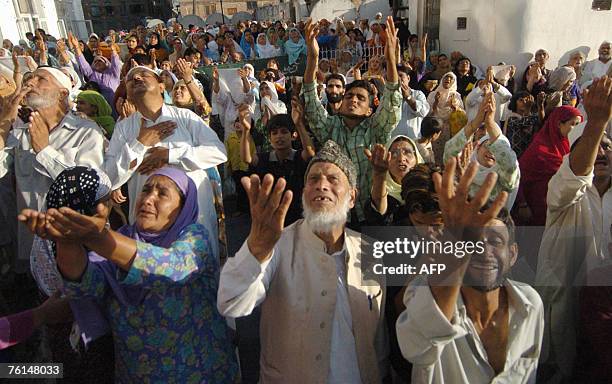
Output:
[303, 81, 402, 221]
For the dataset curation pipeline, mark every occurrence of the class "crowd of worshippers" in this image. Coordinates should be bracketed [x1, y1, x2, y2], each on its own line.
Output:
[0, 13, 611, 384]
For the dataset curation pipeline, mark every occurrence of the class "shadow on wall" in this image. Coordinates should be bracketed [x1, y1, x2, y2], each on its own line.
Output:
[557, 46, 593, 68]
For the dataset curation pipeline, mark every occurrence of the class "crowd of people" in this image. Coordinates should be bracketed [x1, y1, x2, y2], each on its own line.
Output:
[0, 12, 611, 384]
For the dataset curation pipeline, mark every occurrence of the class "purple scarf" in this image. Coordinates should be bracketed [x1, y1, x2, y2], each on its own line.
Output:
[74, 167, 199, 344]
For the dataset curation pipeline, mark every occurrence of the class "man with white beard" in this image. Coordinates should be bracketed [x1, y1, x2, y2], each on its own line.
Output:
[0, 67, 105, 272]
[218, 140, 388, 384]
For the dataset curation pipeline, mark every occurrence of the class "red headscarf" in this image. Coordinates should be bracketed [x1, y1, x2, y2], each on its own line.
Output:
[519, 105, 583, 182]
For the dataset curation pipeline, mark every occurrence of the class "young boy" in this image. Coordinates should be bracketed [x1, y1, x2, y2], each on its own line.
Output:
[238, 100, 315, 225]
[416, 116, 443, 165]
[225, 114, 256, 216]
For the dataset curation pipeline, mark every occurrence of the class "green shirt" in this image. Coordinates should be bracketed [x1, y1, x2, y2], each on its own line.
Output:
[303, 81, 402, 221]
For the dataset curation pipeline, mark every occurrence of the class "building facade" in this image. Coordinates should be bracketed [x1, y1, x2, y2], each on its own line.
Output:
[179, 0, 277, 21]
[79, 0, 173, 35]
[0, 0, 91, 43]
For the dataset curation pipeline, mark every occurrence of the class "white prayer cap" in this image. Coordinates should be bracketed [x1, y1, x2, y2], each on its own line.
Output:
[37, 67, 73, 90]
[126, 65, 160, 80]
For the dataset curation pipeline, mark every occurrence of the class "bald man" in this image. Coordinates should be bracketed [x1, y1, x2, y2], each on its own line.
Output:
[0, 68, 106, 272]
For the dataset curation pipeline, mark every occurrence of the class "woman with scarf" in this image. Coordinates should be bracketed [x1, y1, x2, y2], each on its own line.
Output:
[145, 32, 169, 62]
[20, 168, 239, 383]
[159, 69, 178, 105]
[516, 105, 583, 225]
[543, 66, 577, 115]
[76, 90, 116, 137]
[239, 29, 256, 60]
[364, 135, 425, 226]
[168, 37, 186, 65]
[444, 91, 520, 209]
[255, 33, 281, 59]
[427, 72, 465, 165]
[284, 28, 306, 64]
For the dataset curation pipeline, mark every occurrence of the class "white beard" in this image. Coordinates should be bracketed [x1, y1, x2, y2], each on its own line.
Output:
[26, 91, 58, 109]
[302, 193, 351, 234]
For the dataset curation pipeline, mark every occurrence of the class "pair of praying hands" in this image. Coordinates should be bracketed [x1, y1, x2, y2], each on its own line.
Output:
[18, 203, 109, 243]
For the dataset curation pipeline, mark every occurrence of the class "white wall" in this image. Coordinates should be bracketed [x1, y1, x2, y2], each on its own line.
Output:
[39, 0, 62, 37]
[309, 0, 392, 22]
[438, 0, 611, 76]
[1, 0, 22, 43]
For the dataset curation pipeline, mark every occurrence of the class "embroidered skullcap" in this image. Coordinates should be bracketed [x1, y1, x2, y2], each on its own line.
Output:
[305, 140, 357, 187]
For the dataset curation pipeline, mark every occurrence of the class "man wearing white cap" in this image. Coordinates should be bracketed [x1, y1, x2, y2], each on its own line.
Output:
[103, 65, 227, 259]
[0, 67, 106, 272]
[68, 32, 121, 107]
[581, 41, 611, 87]
[535, 76, 612, 383]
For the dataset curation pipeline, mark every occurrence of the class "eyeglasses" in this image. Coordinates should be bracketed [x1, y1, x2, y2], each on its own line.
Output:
[389, 148, 415, 158]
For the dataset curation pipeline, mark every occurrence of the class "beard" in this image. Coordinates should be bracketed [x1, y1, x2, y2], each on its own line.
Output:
[25, 90, 59, 110]
[302, 193, 351, 234]
[326, 92, 343, 103]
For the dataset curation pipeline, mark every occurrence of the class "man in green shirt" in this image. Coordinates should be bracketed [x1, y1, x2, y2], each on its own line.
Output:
[302, 17, 402, 228]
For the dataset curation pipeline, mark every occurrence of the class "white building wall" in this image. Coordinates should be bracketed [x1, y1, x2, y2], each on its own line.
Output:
[309, 0, 392, 22]
[39, 0, 62, 37]
[438, 0, 611, 75]
[1, 0, 22, 43]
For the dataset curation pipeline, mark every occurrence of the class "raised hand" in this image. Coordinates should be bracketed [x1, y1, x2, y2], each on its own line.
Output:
[364, 144, 391, 176]
[305, 19, 320, 58]
[44, 204, 110, 243]
[175, 58, 193, 81]
[212, 66, 219, 82]
[384, 16, 399, 67]
[0, 86, 30, 124]
[28, 111, 51, 153]
[456, 141, 474, 179]
[137, 147, 169, 175]
[17, 209, 49, 238]
[237, 104, 252, 131]
[120, 98, 137, 119]
[290, 96, 305, 127]
[243, 174, 293, 262]
[433, 158, 507, 242]
[56, 39, 67, 54]
[583, 75, 612, 126]
[136, 118, 177, 146]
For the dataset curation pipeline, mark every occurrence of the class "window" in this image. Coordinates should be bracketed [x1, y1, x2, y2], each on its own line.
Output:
[129, 4, 144, 14]
[105, 6, 115, 16]
[247, 1, 257, 9]
[227, 7, 237, 15]
[592, 0, 611, 10]
[91, 6, 101, 17]
[456, 17, 467, 30]
[17, 0, 33, 13]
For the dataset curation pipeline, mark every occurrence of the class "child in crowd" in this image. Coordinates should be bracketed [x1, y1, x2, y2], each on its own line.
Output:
[416, 116, 443, 164]
[238, 99, 315, 225]
[225, 113, 256, 217]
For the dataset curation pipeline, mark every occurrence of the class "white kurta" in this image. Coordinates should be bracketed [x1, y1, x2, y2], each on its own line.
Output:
[103, 104, 227, 259]
[390, 89, 430, 140]
[580, 58, 612, 87]
[396, 278, 544, 384]
[535, 156, 612, 381]
[0, 113, 106, 272]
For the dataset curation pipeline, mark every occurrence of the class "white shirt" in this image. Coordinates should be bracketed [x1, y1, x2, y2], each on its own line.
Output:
[465, 85, 512, 124]
[396, 278, 544, 384]
[391, 89, 430, 140]
[103, 104, 227, 258]
[212, 87, 255, 140]
[0, 113, 106, 271]
[581, 58, 612, 87]
[535, 157, 612, 380]
[218, 239, 362, 384]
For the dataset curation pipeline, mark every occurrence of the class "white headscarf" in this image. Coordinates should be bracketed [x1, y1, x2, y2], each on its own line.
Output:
[255, 34, 278, 59]
[260, 80, 287, 115]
